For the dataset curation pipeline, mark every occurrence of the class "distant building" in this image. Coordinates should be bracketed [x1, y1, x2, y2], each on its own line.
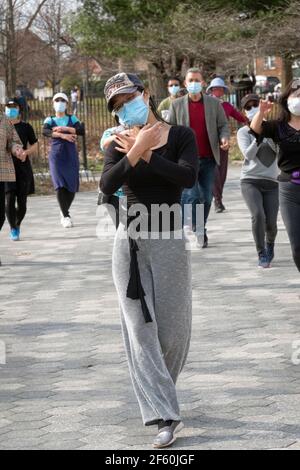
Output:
[255, 55, 300, 80]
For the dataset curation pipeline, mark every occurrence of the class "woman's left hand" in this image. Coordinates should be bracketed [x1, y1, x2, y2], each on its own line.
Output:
[114, 133, 136, 154]
[53, 126, 71, 133]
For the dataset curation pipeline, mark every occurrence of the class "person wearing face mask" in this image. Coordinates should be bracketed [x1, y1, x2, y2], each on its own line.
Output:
[207, 77, 247, 213]
[237, 94, 279, 268]
[0, 105, 24, 266]
[100, 72, 198, 448]
[251, 80, 300, 273]
[43, 93, 84, 228]
[157, 77, 181, 122]
[4, 98, 38, 241]
[169, 68, 230, 248]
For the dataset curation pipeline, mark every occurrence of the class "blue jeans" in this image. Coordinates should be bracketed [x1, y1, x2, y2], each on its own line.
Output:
[181, 157, 216, 234]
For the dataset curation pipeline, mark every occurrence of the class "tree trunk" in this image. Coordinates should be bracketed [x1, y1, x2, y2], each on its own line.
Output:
[147, 62, 166, 99]
[281, 55, 293, 90]
[7, 0, 17, 95]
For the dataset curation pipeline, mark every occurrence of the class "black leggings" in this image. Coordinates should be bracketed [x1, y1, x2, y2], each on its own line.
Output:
[57, 187, 75, 217]
[0, 182, 5, 231]
[5, 190, 27, 229]
[279, 182, 300, 272]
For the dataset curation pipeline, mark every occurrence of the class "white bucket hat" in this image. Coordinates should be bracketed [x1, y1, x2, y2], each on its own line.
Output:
[52, 92, 69, 103]
[206, 77, 229, 93]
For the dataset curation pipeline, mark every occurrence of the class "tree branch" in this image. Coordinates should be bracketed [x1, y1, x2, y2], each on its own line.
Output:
[25, 0, 48, 31]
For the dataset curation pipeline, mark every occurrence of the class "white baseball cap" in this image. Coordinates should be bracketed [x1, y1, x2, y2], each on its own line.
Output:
[52, 92, 69, 103]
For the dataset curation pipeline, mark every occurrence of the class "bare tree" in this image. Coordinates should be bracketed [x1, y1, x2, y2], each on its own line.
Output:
[0, 0, 48, 94]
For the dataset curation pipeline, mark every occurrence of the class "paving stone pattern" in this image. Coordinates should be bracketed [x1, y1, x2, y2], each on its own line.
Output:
[0, 166, 300, 450]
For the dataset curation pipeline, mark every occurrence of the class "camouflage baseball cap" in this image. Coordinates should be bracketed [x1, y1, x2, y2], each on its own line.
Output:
[240, 93, 260, 109]
[104, 72, 144, 112]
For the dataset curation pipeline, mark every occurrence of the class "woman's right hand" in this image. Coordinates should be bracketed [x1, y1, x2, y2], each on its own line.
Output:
[62, 133, 77, 143]
[134, 123, 162, 153]
[259, 99, 273, 115]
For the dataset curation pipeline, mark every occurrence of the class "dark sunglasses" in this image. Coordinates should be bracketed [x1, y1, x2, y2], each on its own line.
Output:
[244, 102, 259, 111]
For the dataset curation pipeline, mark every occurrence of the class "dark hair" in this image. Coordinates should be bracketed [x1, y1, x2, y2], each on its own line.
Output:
[279, 80, 300, 122]
[168, 76, 181, 85]
[149, 95, 168, 123]
[113, 114, 120, 126]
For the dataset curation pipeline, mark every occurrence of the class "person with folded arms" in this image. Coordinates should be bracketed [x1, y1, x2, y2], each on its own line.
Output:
[100, 72, 198, 448]
[43, 93, 84, 228]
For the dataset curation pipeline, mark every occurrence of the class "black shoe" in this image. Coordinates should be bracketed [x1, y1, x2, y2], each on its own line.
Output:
[215, 202, 225, 213]
[202, 233, 208, 248]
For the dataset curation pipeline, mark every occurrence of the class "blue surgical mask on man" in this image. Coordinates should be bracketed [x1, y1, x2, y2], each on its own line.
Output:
[5, 107, 19, 119]
[168, 85, 180, 96]
[116, 95, 149, 127]
[186, 82, 202, 95]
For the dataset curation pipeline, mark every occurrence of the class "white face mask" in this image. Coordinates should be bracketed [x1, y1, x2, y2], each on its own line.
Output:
[287, 97, 300, 116]
[245, 106, 259, 121]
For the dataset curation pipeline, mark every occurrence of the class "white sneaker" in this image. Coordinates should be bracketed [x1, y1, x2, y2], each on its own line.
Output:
[61, 216, 73, 228]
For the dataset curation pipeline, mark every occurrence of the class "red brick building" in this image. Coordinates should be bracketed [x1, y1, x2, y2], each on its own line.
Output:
[255, 56, 282, 79]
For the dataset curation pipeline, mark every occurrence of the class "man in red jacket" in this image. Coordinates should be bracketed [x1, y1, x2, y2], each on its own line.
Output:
[207, 77, 247, 213]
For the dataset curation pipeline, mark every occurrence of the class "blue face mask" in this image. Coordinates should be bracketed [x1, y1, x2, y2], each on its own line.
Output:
[5, 107, 19, 119]
[168, 85, 180, 96]
[116, 95, 149, 127]
[54, 101, 67, 113]
[186, 82, 202, 95]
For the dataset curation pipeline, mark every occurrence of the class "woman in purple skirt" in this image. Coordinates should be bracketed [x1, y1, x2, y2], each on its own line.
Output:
[43, 93, 84, 228]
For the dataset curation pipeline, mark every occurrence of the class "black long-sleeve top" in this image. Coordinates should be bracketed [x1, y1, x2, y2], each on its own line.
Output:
[100, 125, 199, 213]
[101, 125, 198, 324]
[251, 120, 300, 180]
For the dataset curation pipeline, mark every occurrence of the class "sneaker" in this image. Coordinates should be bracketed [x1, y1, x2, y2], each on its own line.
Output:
[215, 202, 225, 213]
[152, 421, 183, 449]
[10, 228, 20, 241]
[196, 232, 208, 248]
[202, 233, 208, 248]
[61, 217, 73, 228]
[266, 243, 275, 263]
[258, 250, 270, 268]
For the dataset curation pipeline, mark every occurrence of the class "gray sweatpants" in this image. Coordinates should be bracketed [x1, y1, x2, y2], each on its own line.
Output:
[112, 223, 192, 426]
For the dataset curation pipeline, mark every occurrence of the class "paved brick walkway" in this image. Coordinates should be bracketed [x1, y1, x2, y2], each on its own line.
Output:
[0, 166, 300, 450]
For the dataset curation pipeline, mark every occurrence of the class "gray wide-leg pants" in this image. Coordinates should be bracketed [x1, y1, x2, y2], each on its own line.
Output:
[112, 223, 192, 426]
